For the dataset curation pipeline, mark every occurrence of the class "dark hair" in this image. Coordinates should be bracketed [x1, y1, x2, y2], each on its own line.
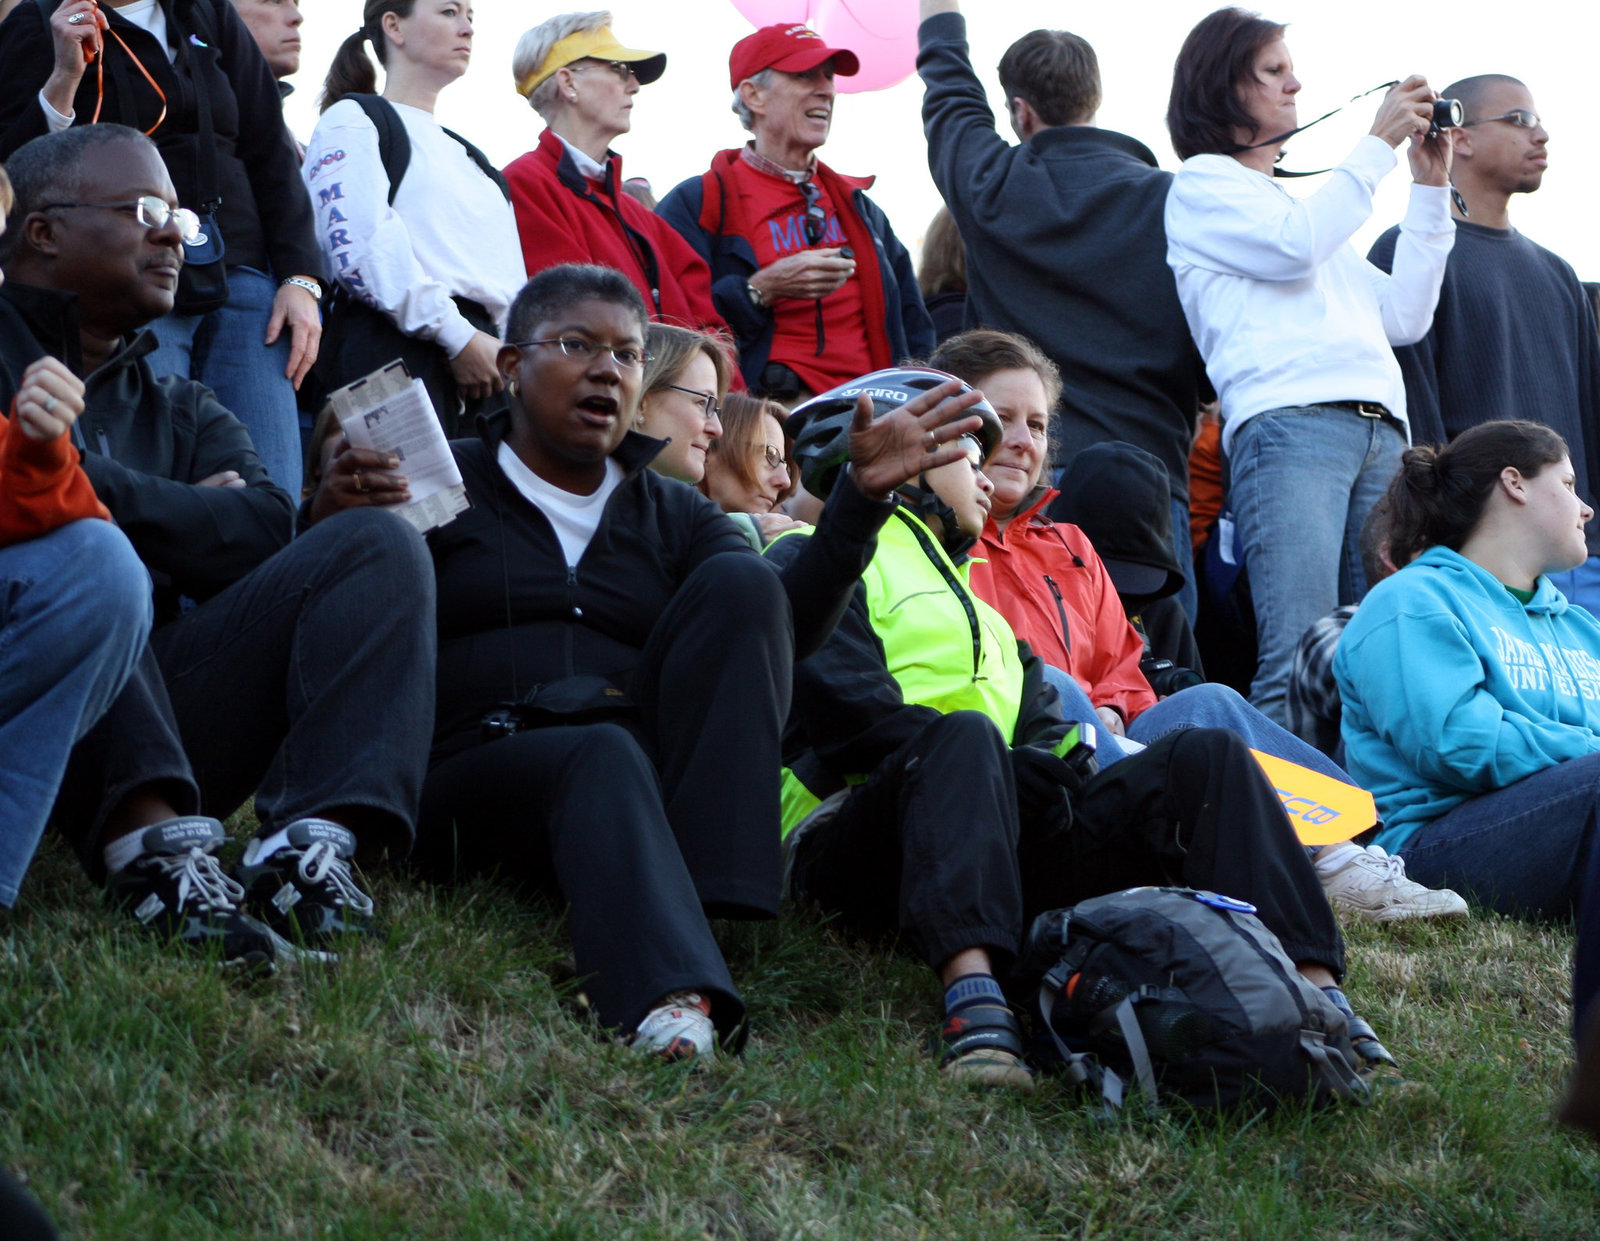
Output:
[320, 0, 418, 112]
[1357, 492, 1396, 587]
[918, 205, 966, 299]
[997, 29, 1100, 127]
[928, 329, 1063, 413]
[1166, 7, 1287, 161]
[701, 392, 794, 504]
[1, 126, 152, 265]
[1444, 73, 1526, 125]
[505, 264, 648, 345]
[1385, 420, 1570, 563]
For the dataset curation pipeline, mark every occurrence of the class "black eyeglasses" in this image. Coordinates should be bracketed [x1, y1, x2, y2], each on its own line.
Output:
[41, 195, 202, 243]
[664, 384, 721, 421]
[574, 59, 636, 83]
[514, 337, 650, 369]
[754, 442, 788, 471]
[1463, 109, 1542, 130]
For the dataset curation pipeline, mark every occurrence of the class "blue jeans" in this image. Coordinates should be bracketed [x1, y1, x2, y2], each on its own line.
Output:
[1397, 752, 1600, 921]
[1041, 666, 1354, 784]
[0, 522, 151, 906]
[148, 266, 305, 497]
[1550, 555, 1600, 618]
[1228, 406, 1404, 726]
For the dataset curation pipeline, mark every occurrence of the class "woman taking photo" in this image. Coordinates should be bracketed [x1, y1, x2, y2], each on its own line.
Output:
[304, 0, 522, 436]
[505, 10, 724, 335]
[1336, 421, 1600, 920]
[634, 323, 730, 486]
[0, 0, 322, 494]
[937, 328, 1465, 924]
[1163, 6, 1455, 726]
[307, 263, 985, 1059]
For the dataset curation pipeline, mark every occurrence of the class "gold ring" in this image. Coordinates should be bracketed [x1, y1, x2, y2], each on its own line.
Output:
[355, 469, 367, 494]
[925, 431, 937, 454]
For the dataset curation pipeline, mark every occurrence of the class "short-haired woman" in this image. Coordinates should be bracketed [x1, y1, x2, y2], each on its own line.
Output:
[306, 263, 986, 1059]
[1164, 6, 1455, 726]
[1336, 421, 1600, 919]
[304, 0, 522, 435]
[505, 11, 725, 335]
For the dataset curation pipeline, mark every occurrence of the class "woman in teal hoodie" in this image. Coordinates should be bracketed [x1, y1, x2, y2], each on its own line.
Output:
[1335, 420, 1600, 918]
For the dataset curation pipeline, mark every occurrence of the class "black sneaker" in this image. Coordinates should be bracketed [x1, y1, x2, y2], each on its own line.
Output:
[105, 817, 276, 975]
[236, 819, 375, 963]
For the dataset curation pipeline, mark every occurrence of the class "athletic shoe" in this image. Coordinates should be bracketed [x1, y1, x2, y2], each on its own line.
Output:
[105, 816, 276, 975]
[939, 1001, 1037, 1094]
[236, 819, 375, 964]
[1318, 843, 1469, 924]
[1321, 985, 1399, 1072]
[630, 992, 715, 1062]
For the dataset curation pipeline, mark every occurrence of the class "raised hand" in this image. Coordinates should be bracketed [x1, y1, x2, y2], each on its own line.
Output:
[847, 379, 985, 502]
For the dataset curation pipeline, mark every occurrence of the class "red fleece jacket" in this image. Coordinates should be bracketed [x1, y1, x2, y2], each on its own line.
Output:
[0, 401, 110, 547]
[969, 487, 1157, 722]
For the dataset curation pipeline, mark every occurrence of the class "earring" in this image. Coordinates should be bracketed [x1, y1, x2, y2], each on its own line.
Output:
[568, 92, 578, 101]
[507, 380, 518, 398]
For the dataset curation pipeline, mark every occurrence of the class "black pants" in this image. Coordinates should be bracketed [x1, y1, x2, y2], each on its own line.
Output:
[414, 553, 793, 1037]
[792, 714, 1344, 979]
[317, 295, 505, 438]
[54, 509, 437, 878]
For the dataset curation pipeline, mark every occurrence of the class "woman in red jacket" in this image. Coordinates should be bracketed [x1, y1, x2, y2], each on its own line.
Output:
[504, 11, 727, 337]
[936, 329, 1467, 925]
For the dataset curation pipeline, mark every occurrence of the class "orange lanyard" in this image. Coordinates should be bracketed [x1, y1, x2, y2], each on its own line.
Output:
[88, 19, 168, 135]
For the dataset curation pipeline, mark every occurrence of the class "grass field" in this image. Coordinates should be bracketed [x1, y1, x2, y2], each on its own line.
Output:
[2, 821, 1597, 1241]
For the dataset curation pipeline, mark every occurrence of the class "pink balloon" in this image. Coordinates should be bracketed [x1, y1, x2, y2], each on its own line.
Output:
[815, 0, 919, 94]
[728, 0, 815, 27]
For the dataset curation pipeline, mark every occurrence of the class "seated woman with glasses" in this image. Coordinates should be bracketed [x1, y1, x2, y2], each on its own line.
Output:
[304, 0, 524, 437]
[636, 324, 731, 486]
[304, 263, 987, 1061]
[504, 11, 726, 337]
[700, 392, 804, 547]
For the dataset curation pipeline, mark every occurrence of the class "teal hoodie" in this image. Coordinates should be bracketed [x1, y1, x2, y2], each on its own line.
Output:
[1335, 545, 1600, 852]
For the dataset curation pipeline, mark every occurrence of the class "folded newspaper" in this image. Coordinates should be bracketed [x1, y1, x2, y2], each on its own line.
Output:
[327, 361, 470, 533]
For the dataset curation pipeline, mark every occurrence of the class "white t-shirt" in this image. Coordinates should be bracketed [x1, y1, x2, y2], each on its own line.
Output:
[1164, 135, 1455, 454]
[496, 443, 624, 569]
[302, 99, 526, 357]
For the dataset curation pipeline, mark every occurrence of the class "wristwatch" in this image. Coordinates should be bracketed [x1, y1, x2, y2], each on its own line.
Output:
[745, 280, 765, 308]
[281, 275, 323, 302]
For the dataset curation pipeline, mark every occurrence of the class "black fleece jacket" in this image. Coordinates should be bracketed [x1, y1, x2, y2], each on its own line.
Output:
[426, 412, 895, 762]
[917, 12, 1205, 495]
[0, 0, 320, 280]
[0, 283, 294, 620]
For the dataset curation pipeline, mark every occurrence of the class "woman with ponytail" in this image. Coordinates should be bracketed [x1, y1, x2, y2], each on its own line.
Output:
[1334, 420, 1600, 918]
[302, 0, 523, 438]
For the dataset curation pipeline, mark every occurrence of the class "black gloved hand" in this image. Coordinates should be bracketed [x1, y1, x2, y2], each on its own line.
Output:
[1009, 745, 1079, 824]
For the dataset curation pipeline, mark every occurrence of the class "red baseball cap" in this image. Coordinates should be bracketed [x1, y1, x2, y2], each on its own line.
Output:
[728, 24, 860, 90]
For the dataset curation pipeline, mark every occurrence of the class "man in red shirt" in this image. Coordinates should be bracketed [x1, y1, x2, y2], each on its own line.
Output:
[659, 24, 934, 402]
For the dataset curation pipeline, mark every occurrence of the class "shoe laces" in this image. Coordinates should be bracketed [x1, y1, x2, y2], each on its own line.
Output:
[1356, 846, 1409, 885]
[157, 846, 246, 914]
[297, 841, 375, 916]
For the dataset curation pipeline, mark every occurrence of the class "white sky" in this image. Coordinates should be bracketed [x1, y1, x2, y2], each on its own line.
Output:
[282, 1, 1599, 280]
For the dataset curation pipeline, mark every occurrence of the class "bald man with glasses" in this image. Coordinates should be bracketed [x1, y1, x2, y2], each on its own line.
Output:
[1368, 75, 1600, 612]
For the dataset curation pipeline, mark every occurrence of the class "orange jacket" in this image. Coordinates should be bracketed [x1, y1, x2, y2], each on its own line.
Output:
[0, 400, 110, 547]
[970, 487, 1157, 723]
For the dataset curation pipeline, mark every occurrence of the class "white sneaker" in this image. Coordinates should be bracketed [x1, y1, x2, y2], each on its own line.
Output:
[629, 992, 715, 1062]
[1317, 843, 1469, 924]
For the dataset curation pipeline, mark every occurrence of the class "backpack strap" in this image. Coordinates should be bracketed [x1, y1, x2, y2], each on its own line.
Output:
[441, 125, 511, 203]
[343, 93, 410, 207]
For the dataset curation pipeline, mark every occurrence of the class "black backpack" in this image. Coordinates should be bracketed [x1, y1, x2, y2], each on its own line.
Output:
[340, 93, 510, 205]
[1015, 887, 1370, 1117]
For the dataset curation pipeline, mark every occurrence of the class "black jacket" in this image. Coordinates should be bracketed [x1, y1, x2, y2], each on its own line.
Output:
[0, 0, 320, 279]
[0, 283, 294, 619]
[426, 413, 893, 762]
[917, 12, 1205, 494]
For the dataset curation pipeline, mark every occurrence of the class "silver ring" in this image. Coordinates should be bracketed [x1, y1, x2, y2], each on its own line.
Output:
[43, 394, 57, 414]
[67, 11, 86, 22]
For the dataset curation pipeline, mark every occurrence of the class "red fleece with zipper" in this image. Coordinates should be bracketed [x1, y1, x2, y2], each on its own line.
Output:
[0, 400, 110, 547]
[969, 487, 1156, 722]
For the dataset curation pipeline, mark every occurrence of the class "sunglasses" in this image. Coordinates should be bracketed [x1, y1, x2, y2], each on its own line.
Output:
[41, 195, 202, 243]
